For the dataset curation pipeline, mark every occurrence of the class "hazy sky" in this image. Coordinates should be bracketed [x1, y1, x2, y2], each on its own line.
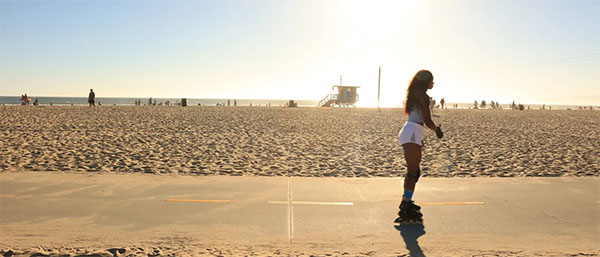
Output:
[1, 0, 598, 106]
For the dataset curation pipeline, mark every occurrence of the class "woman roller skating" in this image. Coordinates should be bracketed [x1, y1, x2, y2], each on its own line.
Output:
[395, 70, 443, 225]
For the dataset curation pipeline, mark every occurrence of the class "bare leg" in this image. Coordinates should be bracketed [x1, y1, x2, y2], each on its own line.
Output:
[402, 143, 422, 192]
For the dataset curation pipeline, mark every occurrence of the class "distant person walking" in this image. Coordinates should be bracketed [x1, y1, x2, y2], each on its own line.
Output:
[88, 89, 95, 107]
[395, 70, 443, 225]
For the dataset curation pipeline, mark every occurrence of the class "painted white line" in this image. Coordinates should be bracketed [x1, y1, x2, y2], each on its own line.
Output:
[164, 199, 231, 203]
[269, 201, 354, 206]
[422, 201, 485, 205]
[288, 177, 293, 247]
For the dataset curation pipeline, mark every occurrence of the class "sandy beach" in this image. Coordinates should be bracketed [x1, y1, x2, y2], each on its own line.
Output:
[1, 106, 598, 177]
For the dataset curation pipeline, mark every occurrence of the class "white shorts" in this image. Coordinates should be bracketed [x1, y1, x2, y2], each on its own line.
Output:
[398, 121, 425, 146]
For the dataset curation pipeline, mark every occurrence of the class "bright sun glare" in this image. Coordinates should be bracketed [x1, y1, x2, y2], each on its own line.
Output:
[328, 1, 423, 108]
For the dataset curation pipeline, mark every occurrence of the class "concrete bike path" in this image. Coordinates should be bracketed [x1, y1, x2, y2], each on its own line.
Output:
[1, 172, 598, 255]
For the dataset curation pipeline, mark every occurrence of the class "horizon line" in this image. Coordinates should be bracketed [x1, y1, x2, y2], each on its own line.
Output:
[1, 95, 598, 107]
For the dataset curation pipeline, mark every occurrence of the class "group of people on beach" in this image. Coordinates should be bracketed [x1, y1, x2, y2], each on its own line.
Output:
[473, 100, 502, 109]
[578, 106, 595, 110]
[20, 94, 32, 105]
[136, 98, 243, 107]
[20, 94, 40, 106]
[215, 100, 238, 106]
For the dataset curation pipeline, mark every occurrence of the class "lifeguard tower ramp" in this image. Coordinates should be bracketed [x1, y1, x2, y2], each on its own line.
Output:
[319, 85, 359, 107]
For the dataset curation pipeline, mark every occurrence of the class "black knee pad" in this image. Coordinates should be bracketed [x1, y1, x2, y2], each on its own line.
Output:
[406, 169, 421, 183]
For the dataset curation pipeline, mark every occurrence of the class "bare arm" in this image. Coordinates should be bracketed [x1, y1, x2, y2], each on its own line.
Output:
[420, 96, 438, 132]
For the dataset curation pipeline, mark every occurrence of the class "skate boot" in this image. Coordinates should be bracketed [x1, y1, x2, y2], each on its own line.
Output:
[396, 199, 421, 217]
[394, 200, 423, 225]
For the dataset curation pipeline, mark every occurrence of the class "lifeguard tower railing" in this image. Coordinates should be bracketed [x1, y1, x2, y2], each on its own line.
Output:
[319, 94, 338, 107]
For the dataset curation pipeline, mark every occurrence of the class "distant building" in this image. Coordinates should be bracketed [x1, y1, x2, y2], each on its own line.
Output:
[319, 85, 360, 107]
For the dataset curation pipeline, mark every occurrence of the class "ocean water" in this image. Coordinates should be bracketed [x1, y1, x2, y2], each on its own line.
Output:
[0, 96, 319, 107]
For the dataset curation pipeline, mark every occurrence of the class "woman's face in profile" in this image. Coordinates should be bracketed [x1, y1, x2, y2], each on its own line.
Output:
[428, 80, 434, 90]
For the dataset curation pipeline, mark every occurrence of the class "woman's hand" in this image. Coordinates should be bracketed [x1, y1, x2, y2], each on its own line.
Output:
[435, 125, 444, 139]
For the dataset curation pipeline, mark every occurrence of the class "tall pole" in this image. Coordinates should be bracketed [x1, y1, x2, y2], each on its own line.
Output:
[377, 66, 381, 111]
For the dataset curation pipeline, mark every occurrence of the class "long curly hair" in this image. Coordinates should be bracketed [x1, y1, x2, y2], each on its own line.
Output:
[404, 70, 433, 115]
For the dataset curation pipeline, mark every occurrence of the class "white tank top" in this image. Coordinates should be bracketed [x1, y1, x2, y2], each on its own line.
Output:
[407, 105, 424, 123]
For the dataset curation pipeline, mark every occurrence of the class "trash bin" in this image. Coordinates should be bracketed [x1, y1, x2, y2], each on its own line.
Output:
[182, 98, 187, 107]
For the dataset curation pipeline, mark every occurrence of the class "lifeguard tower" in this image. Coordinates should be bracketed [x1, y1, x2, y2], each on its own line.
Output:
[319, 76, 360, 107]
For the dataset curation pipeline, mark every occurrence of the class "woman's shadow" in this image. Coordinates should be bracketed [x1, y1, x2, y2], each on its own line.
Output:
[394, 224, 426, 257]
